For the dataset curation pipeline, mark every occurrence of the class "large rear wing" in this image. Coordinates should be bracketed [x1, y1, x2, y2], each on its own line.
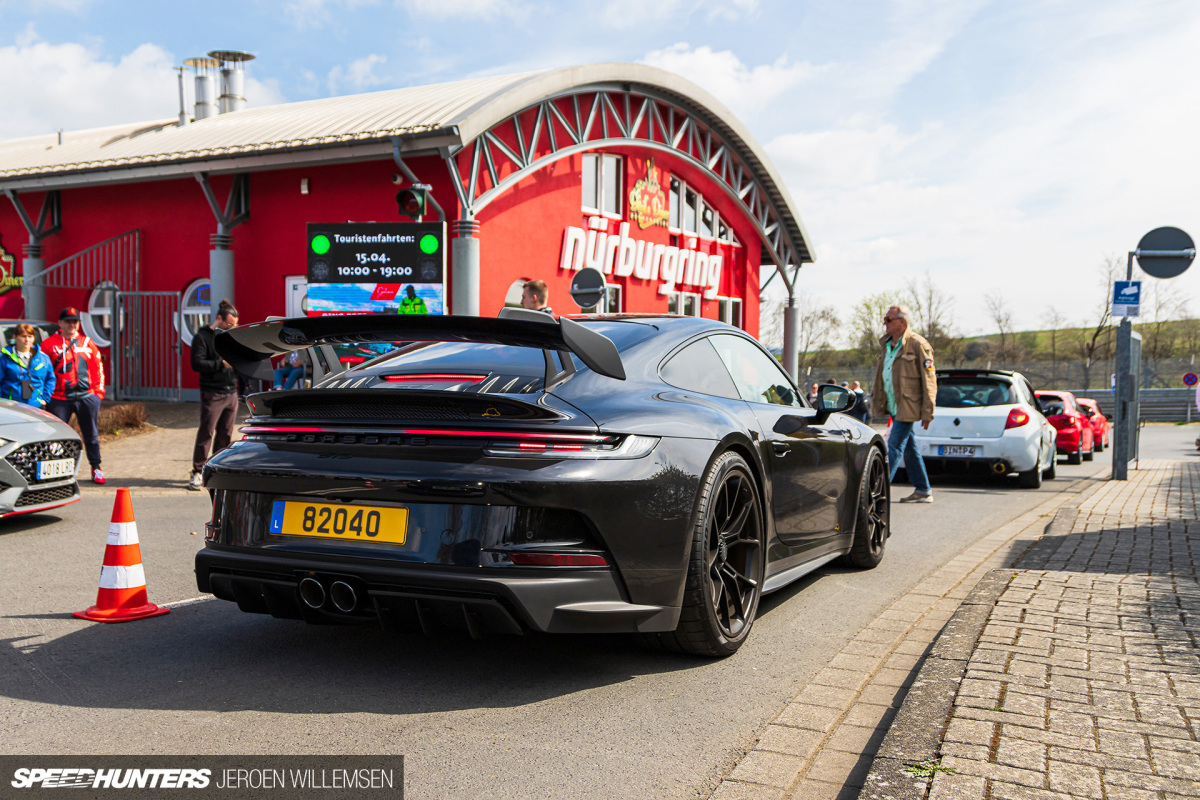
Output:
[215, 309, 626, 387]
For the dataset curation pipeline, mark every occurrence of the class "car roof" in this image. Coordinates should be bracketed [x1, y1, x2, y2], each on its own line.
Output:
[936, 369, 1021, 381]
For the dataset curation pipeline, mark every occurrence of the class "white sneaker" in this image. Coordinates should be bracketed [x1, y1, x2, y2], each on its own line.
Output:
[899, 491, 933, 503]
[187, 471, 203, 491]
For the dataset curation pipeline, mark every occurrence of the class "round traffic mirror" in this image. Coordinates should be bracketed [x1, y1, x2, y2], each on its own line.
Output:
[569, 267, 606, 309]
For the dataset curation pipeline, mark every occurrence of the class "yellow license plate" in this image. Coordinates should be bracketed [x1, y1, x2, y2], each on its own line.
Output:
[269, 500, 408, 544]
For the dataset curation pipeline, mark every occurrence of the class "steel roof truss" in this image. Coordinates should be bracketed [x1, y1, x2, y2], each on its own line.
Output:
[484, 129, 524, 172]
[443, 87, 803, 270]
[512, 113, 529, 167]
[582, 94, 602, 142]
[482, 137, 500, 191]
[547, 100, 579, 145]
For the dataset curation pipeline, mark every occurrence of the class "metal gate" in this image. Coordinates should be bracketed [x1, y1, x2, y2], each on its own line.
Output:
[112, 291, 182, 402]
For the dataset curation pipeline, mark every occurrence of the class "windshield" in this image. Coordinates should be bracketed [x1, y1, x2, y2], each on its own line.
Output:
[936, 379, 1015, 408]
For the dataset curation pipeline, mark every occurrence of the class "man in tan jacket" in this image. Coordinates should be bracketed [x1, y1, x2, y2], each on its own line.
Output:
[871, 305, 938, 503]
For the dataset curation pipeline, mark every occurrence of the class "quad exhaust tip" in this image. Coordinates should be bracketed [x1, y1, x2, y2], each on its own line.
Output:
[299, 577, 326, 609]
[329, 581, 359, 613]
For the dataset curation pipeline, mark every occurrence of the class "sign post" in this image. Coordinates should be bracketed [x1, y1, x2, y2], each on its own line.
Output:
[1112, 227, 1195, 479]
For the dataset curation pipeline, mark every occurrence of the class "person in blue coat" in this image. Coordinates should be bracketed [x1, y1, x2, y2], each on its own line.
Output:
[0, 323, 55, 407]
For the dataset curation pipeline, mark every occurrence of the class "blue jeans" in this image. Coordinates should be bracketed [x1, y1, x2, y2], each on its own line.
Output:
[273, 366, 305, 389]
[888, 420, 931, 494]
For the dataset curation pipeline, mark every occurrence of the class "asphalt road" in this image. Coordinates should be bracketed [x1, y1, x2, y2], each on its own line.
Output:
[6, 428, 1188, 799]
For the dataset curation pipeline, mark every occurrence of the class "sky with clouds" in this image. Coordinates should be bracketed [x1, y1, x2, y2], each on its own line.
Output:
[1, 0, 1197, 341]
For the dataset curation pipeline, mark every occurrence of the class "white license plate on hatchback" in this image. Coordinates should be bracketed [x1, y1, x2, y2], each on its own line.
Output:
[938, 445, 977, 457]
[37, 458, 76, 480]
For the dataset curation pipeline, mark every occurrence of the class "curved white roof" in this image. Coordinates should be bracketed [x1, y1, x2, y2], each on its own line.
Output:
[0, 63, 812, 262]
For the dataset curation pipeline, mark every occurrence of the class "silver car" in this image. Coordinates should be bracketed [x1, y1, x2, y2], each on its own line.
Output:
[906, 369, 1057, 488]
[0, 400, 82, 517]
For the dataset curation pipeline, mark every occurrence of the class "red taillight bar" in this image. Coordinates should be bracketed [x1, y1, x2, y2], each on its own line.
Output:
[339, 356, 368, 364]
[241, 425, 612, 442]
[380, 373, 486, 383]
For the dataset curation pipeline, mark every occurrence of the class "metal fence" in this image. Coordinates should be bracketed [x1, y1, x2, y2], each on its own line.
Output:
[112, 291, 182, 402]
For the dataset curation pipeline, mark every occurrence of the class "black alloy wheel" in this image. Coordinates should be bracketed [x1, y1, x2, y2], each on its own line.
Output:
[654, 451, 764, 657]
[843, 447, 889, 568]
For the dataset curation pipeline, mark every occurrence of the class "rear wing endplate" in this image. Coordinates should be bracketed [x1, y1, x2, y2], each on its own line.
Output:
[215, 310, 626, 387]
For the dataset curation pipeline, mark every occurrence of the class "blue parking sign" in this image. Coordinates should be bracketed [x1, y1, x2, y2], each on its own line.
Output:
[1112, 280, 1141, 317]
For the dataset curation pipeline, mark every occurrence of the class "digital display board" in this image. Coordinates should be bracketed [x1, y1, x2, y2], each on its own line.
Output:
[306, 222, 445, 315]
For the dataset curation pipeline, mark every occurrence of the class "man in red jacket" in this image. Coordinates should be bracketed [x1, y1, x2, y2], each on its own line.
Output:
[41, 306, 106, 484]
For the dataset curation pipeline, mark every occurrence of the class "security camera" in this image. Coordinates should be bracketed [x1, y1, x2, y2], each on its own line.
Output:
[391, 174, 403, 185]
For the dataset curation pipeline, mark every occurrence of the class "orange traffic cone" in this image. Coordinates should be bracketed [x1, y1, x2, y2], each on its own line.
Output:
[74, 488, 169, 623]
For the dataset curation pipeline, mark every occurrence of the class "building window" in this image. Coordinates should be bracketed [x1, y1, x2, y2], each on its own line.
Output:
[667, 179, 740, 246]
[718, 297, 743, 328]
[581, 283, 622, 314]
[669, 178, 681, 229]
[582, 154, 622, 216]
[683, 188, 698, 233]
[82, 281, 119, 347]
[179, 278, 211, 346]
[668, 291, 702, 317]
[700, 202, 715, 238]
[503, 278, 527, 309]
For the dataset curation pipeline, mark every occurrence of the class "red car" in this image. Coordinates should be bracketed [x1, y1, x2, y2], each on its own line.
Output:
[1075, 398, 1110, 452]
[1035, 390, 1095, 464]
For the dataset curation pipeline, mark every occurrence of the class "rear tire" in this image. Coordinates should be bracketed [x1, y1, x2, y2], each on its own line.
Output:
[1093, 434, 1104, 453]
[842, 447, 889, 569]
[652, 452, 764, 658]
[1083, 437, 1094, 461]
[1043, 453, 1056, 480]
[1067, 441, 1082, 465]
[1018, 449, 1043, 488]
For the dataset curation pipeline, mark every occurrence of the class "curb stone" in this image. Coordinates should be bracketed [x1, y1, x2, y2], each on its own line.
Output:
[856, 501, 1093, 800]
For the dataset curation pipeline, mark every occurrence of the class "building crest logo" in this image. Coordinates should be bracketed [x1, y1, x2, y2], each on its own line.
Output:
[628, 160, 670, 230]
[0, 237, 20, 296]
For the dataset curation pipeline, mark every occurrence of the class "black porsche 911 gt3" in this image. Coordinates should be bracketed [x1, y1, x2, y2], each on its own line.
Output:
[196, 310, 889, 657]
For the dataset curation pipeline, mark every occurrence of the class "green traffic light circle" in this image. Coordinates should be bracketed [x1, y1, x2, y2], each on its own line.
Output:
[311, 234, 331, 255]
[419, 234, 439, 255]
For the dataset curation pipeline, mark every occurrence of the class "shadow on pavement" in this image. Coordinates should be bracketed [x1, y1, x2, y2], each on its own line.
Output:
[0, 597, 716, 717]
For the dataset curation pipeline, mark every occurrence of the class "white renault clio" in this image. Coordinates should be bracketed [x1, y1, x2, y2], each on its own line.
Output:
[906, 369, 1057, 488]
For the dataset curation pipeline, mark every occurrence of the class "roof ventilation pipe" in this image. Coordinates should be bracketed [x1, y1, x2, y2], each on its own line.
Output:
[185, 56, 219, 120]
[209, 50, 256, 114]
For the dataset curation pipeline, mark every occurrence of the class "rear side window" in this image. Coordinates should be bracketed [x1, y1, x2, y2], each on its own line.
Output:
[660, 338, 740, 399]
[1039, 396, 1066, 416]
[936, 379, 1014, 407]
[709, 334, 802, 407]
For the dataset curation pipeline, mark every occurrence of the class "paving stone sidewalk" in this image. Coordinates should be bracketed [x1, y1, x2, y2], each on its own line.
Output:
[862, 460, 1200, 799]
[709, 471, 1108, 800]
[80, 400, 244, 497]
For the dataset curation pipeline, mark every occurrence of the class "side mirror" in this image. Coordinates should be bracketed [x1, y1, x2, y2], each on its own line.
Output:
[817, 385, 856, 414]
[773, 408, 818, 436]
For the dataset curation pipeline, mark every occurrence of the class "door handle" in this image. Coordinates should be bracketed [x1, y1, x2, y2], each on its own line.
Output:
[771, 442, 790, 456]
